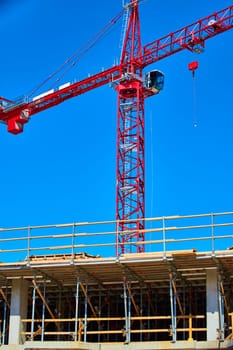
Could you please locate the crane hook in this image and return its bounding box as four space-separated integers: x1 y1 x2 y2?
188 61 199 127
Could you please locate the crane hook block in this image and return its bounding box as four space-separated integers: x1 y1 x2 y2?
188 61 199 72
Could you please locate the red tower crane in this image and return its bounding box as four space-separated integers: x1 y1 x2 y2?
0 2 232 255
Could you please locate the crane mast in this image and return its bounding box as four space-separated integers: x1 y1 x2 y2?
0 3 232 256
115 0 145 254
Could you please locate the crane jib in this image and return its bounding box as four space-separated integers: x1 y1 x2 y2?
0 4 232 134
142 5 233 66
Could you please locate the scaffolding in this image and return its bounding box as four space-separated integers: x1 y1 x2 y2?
1 212 233 347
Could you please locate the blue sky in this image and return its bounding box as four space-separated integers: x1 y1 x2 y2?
0 0 232 230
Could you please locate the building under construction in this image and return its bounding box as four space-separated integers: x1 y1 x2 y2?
0 212 233 350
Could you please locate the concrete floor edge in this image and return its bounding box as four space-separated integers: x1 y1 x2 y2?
1 340 233 350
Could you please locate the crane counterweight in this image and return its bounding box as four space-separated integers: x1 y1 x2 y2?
7 111 29 135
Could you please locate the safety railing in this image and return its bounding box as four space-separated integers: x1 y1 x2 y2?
20 314 206 342
0 211 233 262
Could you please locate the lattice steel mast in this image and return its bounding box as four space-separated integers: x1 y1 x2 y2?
115 0 146 254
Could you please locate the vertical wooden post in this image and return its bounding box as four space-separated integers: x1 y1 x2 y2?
188 314 193 341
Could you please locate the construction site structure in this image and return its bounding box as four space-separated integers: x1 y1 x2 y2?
1 3 233 350
0 3 232 255
0 211 233 350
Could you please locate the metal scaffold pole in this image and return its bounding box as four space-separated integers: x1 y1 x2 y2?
31 276 37 341
1 284 8 345
74 278 80 342
41 280 46 341
84 283 88 342
169 272 177 343
217 274 225 341
98 289 102 343
123 277 130 343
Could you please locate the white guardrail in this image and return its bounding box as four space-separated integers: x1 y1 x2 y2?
0 211 233 262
